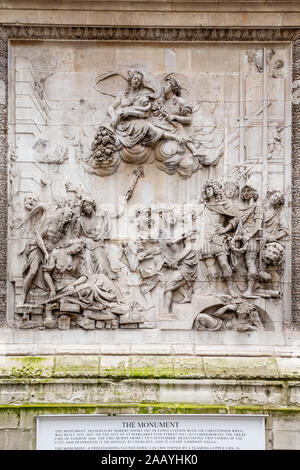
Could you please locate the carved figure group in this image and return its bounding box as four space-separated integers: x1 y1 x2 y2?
195 179 288 301
88 70 222 178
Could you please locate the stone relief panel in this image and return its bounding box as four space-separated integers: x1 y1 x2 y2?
7 41 291 341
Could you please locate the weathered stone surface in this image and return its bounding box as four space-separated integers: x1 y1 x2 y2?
100 356 130 377
0 356 54 378
203 357 279 379
54 355 99 377
130 356 174 378
173 356 205 378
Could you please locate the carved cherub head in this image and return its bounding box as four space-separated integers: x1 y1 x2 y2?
127 70 144 92
223 181 240 200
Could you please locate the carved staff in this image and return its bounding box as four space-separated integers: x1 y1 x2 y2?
125 165 145 201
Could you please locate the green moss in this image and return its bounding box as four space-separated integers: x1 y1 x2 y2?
0 356 54 378
0 355 300 380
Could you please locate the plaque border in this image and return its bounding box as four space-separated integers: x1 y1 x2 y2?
0 25 299 326
36 413 266 450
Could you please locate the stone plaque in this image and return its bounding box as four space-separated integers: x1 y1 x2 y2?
36 414 265 450
6 41 291 344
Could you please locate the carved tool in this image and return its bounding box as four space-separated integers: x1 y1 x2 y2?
125 165 145 201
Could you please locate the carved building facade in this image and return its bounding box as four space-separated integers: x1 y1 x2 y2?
0 0 300 450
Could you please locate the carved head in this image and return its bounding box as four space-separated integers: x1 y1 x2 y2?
127 70 144 91
24 193 38 211
240 185 258 202
266 189 284 208
223 181 240 200
67 239 85 255
59 207 74 232
163 77 182 97
80 198 96 216
202 180 223 202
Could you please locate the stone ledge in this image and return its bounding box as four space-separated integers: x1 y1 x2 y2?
0 355 299 379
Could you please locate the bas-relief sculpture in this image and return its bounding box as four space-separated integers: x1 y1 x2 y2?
7 43 291 335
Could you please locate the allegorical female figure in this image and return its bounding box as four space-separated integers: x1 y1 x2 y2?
73 198 116 280
107 70 183 149
152 76 201 159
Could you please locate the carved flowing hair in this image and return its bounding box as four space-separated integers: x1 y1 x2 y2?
80 198 96 215
164 76 182 97
202 180 223 202
126 70 144 95
240 185 259 202
266 189 285 206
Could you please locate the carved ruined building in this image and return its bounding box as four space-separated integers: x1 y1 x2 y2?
0 0 300 450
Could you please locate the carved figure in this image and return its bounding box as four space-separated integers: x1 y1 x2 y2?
108 70 183 150
230 184 263 299
161 232 198 314
197 180 238 297
256 190 288 296
152 76 202 176
43 239 87 298
73 198 116 279
268 123 284 156
22 206 74 303
194 301 263 332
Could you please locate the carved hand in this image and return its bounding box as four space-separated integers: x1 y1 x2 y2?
166 114 175 123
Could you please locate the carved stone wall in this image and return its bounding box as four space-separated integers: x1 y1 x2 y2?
0 30 294 336
1 23 300 450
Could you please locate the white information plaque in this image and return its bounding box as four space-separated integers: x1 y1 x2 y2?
36 414 265 450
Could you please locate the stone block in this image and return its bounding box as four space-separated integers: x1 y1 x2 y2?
83 310 116 321
173 356 205 378
59 302 80 313
119 313 144 324
158 380 215 405
54 355 100 377
273 429 300 450
0 430 6 450
130 356 174 378
15 304 44 315
4 429 33 450
95 320 105 329
120 324 138 329
57 315 70 330
0 356 54 378
0 409 20 429
203 357 279 379
100 355 130 377
138 322 156 329
76 317 95 330
277 358 300 379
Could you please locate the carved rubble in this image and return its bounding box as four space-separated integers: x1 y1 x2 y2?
6 41 291 334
